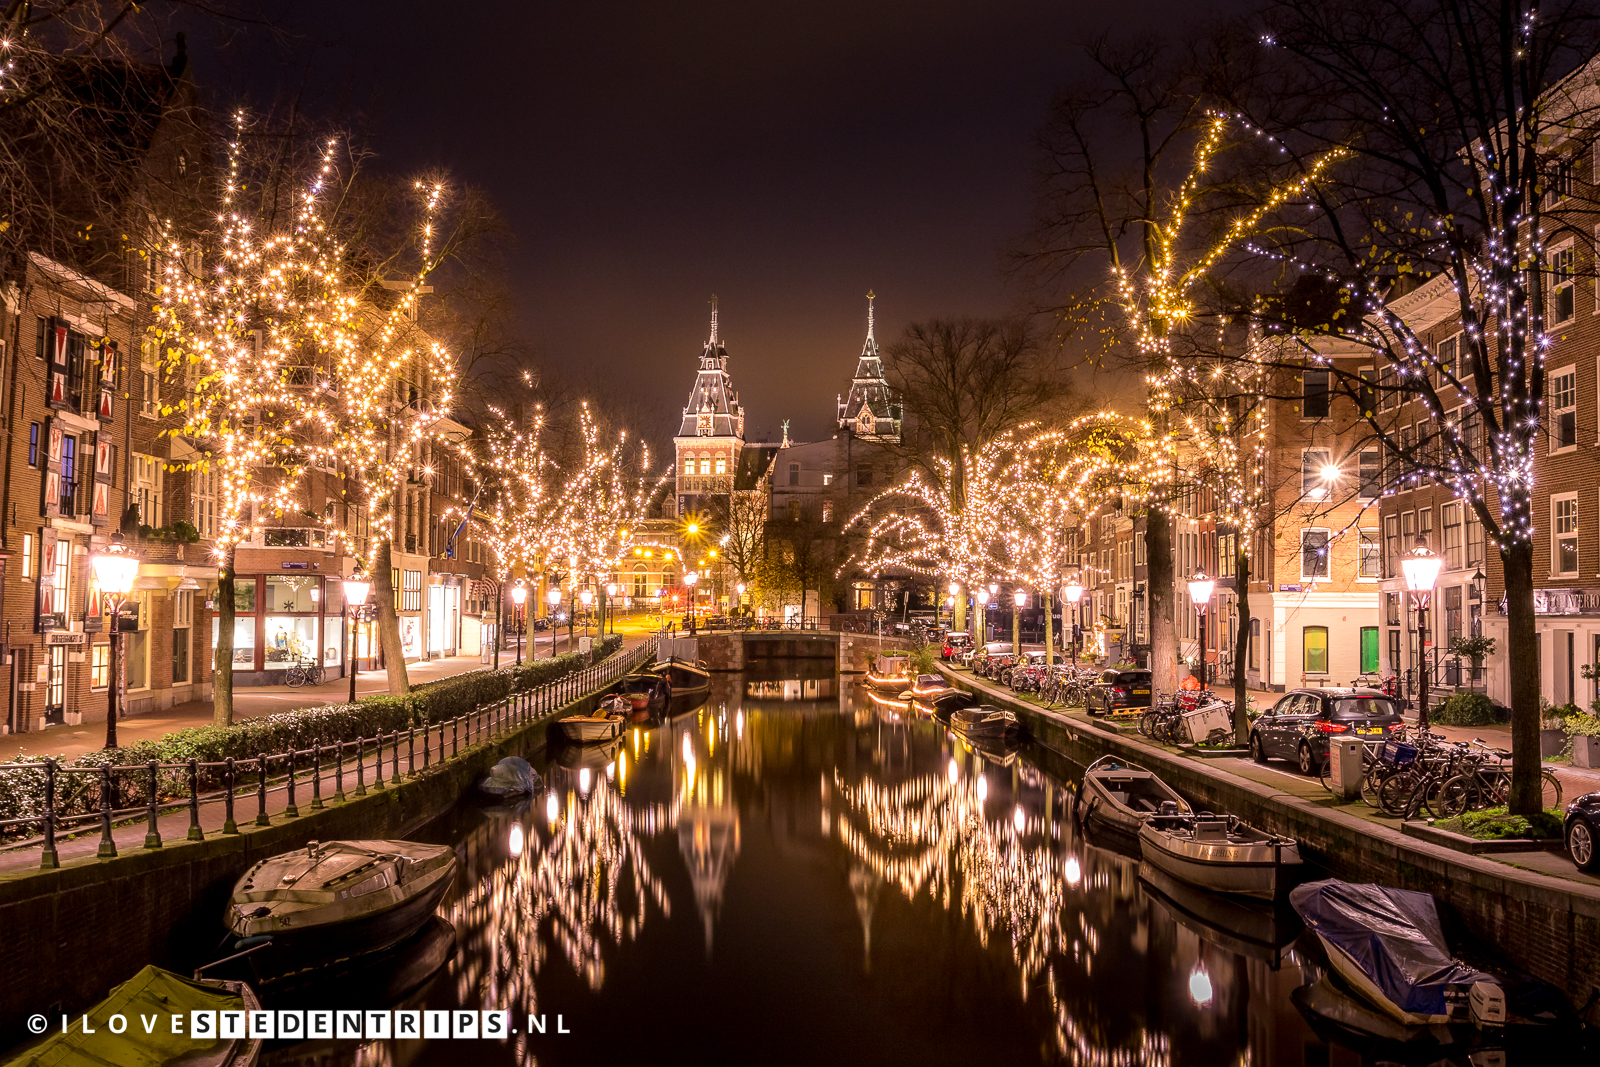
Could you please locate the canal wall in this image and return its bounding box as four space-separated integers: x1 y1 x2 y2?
0 687 607 1036
940 666 1600 1023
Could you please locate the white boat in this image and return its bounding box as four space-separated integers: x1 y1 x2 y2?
225 840 456 979
558 711 626 742
1076 755 1189 837
949 704 1018 738
1138 811 1301 900
864 653 913 692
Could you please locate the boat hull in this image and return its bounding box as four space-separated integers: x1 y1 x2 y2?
558 716 624 742
1315 932 1456 1026
863 671 912 692
1138 822 1301 900
657 657 710 695
1076 758 1188 838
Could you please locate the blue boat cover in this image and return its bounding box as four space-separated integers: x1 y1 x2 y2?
1289 879 1488 1019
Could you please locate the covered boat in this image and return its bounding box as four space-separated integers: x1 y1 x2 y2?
1138 809 1301 900
904 674 951 699
3 966 261 1067
1075 756 1189 837
655 637 711 695
225 839 456 979
950 704 1019 739
479 756 539 797
864 653 913 692
620 667 669 709
558 710 626 742
915 688 978 721
1290 880 1507 1026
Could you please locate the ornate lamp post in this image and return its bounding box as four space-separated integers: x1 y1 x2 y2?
1187 572 1216 693
341 565 372 705
1012 588 1028 656
579 588 594 643
89 534 141 750
546 587 562 657
511 581 527 665
1062 575 1085 668
1401 541 1444 729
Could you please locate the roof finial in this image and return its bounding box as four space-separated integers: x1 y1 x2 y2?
866 290 875 344
709 294 719 345
781 419 791 448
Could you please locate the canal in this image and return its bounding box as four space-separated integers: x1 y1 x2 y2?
242 659 1521 1065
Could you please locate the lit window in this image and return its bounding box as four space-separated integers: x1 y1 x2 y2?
698 459 710 475
1302 450 1332 501
1553 494 1579 575
20 533 31 578
1549 367 1577 450
1304 626 1329 674
91 644 110 689
715 457 726 475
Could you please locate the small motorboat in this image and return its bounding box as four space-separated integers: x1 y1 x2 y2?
864 654 914 692
1076 756 1190 838
621 668 668 709
1290 880 1571 1028
950 704 1019 739
656 636 711 695
1138 806 1302 900
915 688 978 721
904 674 951 699
3 965 262 1067
558 710 626 742
225 839 456 979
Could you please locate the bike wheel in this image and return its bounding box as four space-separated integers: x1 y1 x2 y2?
1541 769 1563 810
1378 772 1415 816
311 665 326 685
285 668 304 688
1318 754 1335 793
1436 775 1477 818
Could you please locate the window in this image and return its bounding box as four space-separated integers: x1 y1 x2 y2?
1547 155 1575 205
1360 627 1379 675
1551 244 1576 324
788 463 799 486
1549 366 1577 450
403 569 423 612
1358 449 1380 499
1302 449 1332 501
857 467 873 487
28 423 38 466
20 533 31 578
91 644 110 690
1436 335 1456 385
1445 586 1463 652
59 435 75 515
1553 493 1579 575
194 467 217 539
632 563 646 599
1443 502 1464 570
1466 504 1484 568
698 459 709 475
1359 529 1380 578
821 500 834 523
139 340 159 417
682 459 692 476
1248 618 1260 670
1384 516 1400 578
1388 628 1402 675
715 456 727 475
172 591 193 683
822 473 833 486
1386 592 1400 627
1301 528 1330 580
1304 626 1329 674
1419 507 1433 549
133 454 163 526
1302 366 1330 419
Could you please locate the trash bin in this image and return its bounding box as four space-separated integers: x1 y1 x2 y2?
1333 738 1366 799
1182 703 1233 745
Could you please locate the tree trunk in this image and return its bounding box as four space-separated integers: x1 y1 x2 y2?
1146 505 1177 693
1044 591 1054 666
1501 537 1541 814
1012 606 1020 657
1232 544 1251 744
953 585 967 633
372 539 410 694
214 543 236 727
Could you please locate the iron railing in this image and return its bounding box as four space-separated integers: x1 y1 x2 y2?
0 637 658 869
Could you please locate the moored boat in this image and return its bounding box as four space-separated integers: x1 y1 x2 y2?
864 653 913 692
904 674 951 699
950 704 1019 739
1075 755 1190 837
916 688 978 721
656 636 711 695
558 710 626 742
225 840 456 980
3 965 262 1067
1138 809 1301 900
621 667 668 709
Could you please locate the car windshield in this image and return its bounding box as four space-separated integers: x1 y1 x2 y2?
1331 697 1399 719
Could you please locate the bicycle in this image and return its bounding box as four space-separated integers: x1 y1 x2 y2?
284 658 326 688
1435 738 1563 817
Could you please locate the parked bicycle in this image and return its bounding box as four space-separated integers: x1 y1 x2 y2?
284 658 326 688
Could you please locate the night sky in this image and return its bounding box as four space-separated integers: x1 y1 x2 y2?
190 1 1223 443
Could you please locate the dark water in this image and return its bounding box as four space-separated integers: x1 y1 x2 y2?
254 661 1568 1067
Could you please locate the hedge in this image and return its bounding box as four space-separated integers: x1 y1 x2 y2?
0 633 630 836
1433 691 1497 727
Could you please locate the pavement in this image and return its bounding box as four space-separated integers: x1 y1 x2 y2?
0 626 642 763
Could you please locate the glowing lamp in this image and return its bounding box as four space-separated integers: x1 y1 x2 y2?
547 588 562 607
1062 578 1084 604
1013 589 1028 608
606 583 618 597
510 583 527 606
309 586 320 604
987 582 999 596
1187 572 1215 606
684 571 699 587
89 535 141 596
579 589 593 606
1401 541 1443 593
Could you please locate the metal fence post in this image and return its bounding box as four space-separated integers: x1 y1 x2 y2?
423 722 431 769
407 728 416 777
40 760 59 869
187 759 203 841
355 738 368 796
311 745 324 810
391 731 401 785
256 754 270 826
285 749 299 818
334 743 347 803
223 758 239 834
143 761 162 849
97 763 117 859
452 718 459 758
372 735 387 792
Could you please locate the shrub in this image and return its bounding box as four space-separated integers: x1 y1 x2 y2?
1451 806 1563 840
1433 691 1496 727
907 644 938 674
1561 711 1600 760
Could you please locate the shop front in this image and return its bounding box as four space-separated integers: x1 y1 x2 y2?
217 572 348 687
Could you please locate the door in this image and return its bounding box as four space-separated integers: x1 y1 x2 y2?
1270 693 1312 757
45 646 66 725
1360 627 1379 676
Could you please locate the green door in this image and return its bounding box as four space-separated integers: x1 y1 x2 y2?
1360 627 1379 675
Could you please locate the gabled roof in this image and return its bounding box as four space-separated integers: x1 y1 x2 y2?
676 301 746 440
837 293 901 442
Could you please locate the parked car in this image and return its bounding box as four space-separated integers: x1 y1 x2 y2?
970 641 1014 676
1248 687 1403 775
942 631 973 661
1565 792 1599 872
1085 668 1153 715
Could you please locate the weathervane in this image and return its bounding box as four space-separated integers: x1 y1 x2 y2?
781 419 791 447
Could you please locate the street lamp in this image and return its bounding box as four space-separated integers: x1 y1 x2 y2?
1187 572 1216 693
606 582 618 634
1401 540 1444 730
511 581 527 665
546 587 562 658
580 588 594 642
948 580 960 630
684 571 699 630
89 534 141 750
1062 575 1085 667
341 565 372 705
1012 588 1028 656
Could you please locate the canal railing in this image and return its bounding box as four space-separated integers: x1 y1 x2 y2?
0 636 658 869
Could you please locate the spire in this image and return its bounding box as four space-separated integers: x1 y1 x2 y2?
709 294 719 346
866 290 875 346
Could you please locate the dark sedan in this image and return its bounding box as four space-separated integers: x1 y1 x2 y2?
1248 687 1403 775
1085 669 1153 716
1566 792 1599 872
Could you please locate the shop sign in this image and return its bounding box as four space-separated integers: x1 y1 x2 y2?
44 632 85 646
281 562 311 570
1279 584 1301 593
1498 587 1600 615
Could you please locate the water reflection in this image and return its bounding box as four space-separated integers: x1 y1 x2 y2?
263 661 1547 1066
